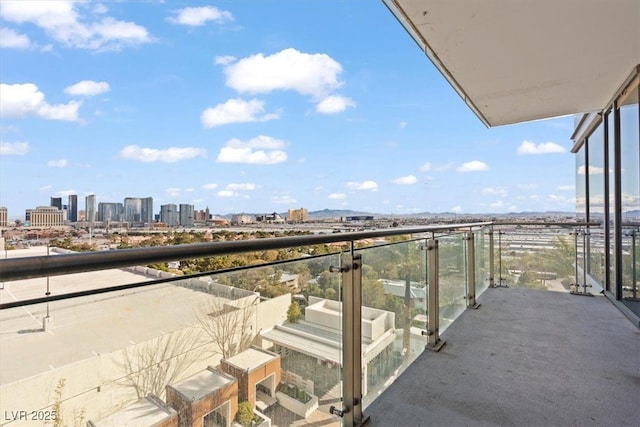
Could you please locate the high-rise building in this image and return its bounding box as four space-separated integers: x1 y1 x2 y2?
179 204 194 227
50 197 62 211
98 203 123 223
0 207 7 228
160 204 178 226
68 195 78 222
85 195 97 227
141 197 153 224
124 197 153 225
288 208 308 223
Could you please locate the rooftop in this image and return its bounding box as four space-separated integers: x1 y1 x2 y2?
223 347 278 372
168 367 235 401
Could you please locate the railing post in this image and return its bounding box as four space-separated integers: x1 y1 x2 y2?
489 229 495 287
426 239 445 352
330 253 368 426
465 232 480 309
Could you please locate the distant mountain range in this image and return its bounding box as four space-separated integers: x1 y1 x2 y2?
215 209 579 220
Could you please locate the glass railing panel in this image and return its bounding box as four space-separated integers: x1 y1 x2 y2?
475 227 490 297
437 233 467 333
621 228 639 309
0 254 344 427
494 227 577 292
354 239 427 411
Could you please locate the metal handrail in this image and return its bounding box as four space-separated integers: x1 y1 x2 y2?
0 222 492 282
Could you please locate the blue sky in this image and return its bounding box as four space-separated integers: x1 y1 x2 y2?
0 1 577 219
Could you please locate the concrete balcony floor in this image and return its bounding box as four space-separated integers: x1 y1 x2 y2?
366 288 640 426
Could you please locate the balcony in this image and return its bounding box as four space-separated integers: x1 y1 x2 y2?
0 222 638 426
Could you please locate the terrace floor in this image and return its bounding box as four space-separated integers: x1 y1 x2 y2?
365 287 640 426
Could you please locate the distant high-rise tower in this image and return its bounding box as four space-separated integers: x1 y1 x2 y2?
68 195 78 222
160 204 178 226
179 204 194 227
85 194 97 226
50 197 62 210
98 202 123 222
124 197 153 225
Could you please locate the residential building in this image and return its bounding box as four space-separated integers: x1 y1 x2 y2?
160 204 178 227
179 204 194 227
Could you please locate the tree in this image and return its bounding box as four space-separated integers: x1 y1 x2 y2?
197 295 258 359
237 401 254 427
118 328 205 399
287 301 302 323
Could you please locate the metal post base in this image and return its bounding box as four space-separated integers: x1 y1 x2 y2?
468 303 481 309
570 291 594 297
356 414 371 426
425 340 446 352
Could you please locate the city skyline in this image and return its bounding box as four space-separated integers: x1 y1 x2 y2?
0 1 577 219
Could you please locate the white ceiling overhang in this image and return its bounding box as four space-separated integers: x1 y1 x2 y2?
383 0 640 127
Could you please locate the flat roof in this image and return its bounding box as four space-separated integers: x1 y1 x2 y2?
224 347 278 371
169 368 234 401
384 0 639 126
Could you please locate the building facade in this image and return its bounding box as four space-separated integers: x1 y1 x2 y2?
287 208 308 223
85 194 97 227
0 207 7 228
26 207 64 227
571 66 639 318
98 202 124 223
50 197 62 211
124 197 153 225
160 204 178 227
68 195 78 222
179 204 194 227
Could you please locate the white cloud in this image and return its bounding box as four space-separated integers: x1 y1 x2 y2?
168 6 233 26
0 83 81 121
202 183 218 190
328 193 347 199
56 189 76 197
399 121 407 129
64 80 110 97
221 48 344 98
0 28 31 49
39 185 53 191
47 159 68 167
272 194 297 205
165 187 181 197
215 55 236 65
517 140 566 155
451 206 463 213
0 0 152 51
217 190 236 198
119 145 206 163
227 183 256 191
420 162 432 172
457 160 489 172
0 141 30 155
201 98 279 128
557 185 575 191
216 135 287 165
392 175 417 185
316 95 355 114
347 181 378 191
482 187 507 197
